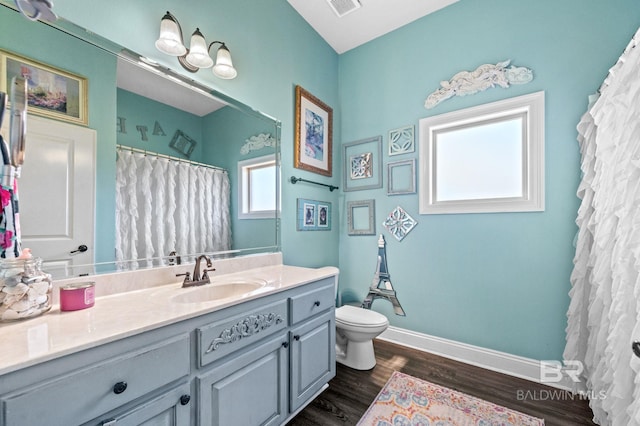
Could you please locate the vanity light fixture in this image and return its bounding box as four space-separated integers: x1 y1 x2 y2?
155 11 237 79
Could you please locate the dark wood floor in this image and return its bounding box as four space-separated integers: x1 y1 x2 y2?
289 339 596 426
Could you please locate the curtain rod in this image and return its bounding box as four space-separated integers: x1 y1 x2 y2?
116 144 227 172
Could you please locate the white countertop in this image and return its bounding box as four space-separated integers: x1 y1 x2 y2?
0 263 338 376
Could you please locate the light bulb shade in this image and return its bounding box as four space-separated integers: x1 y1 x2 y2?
212 45 237 79
185 28 214 68
155 12 187 56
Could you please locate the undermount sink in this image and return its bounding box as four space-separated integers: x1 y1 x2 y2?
171 279 269 304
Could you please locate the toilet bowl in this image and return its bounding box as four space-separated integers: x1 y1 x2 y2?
335 305 389 370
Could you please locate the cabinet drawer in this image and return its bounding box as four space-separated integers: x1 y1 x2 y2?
289 279 334 325
2 335 189 426
197 299 288 367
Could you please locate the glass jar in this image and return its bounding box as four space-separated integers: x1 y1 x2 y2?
0 257 52 321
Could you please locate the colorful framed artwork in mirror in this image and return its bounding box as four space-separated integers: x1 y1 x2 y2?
0 49 88 126
294 85 333 177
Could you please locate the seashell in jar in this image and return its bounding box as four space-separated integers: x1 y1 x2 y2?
2 283 29 296
1 307 20 321
8 298 31 312
29 280 50 296
0 275 22 288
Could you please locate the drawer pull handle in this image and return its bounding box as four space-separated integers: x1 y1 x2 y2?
314 301 321 307
294 335 301 341
282 341 289 348
180 394 191 405
113 381 128 395
633 341 640 358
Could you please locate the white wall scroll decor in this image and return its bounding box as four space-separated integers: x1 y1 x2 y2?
240 133 276 155
388 125 415 156
343 136 383 192
387 159 416 196
424 60 533 109
383 206 417 241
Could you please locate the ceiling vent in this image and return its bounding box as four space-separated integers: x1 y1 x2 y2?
326 0 361 18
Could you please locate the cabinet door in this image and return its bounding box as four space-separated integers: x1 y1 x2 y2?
198 333 288 426
290 312 336 412
89 383 191 426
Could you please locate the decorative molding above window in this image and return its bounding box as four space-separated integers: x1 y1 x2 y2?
424 60 533 109
419 91 545 215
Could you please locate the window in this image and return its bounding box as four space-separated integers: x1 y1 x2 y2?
238 154 277 219
419 91 544 214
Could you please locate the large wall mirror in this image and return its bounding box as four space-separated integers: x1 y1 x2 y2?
0 3 281 278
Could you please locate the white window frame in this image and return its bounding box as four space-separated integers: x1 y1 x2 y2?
238 154 277 219
419 91 545 215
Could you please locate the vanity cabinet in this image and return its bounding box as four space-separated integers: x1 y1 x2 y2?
0 275 336 426
1 335 190 426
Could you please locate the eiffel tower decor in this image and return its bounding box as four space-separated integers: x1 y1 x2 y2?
361 234 406 316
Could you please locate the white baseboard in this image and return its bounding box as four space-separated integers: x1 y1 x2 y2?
378 326 575 391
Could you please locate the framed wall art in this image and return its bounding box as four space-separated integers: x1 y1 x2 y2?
297 198 332 231
387 159 417 195
347 199 376 235
343 136 383 192
294 85 333 176
169 129 197 158
388 125 415 156
0 49 88 126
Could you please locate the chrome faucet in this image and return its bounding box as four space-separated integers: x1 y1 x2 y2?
176 255 216 287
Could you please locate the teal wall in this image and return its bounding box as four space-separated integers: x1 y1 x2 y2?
5 0 640 362
55 0 342 269
0 6 117 263
337 0 640 360
202 106 277 250
118 89 277 250
117 88 204 160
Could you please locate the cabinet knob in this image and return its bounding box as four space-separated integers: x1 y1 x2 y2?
282 341 289 348
293 335 301 341
112 381 128 395
180 394 191 405
314 301 321 307
633 341 640 358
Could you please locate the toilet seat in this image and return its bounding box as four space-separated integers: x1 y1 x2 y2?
336 305 389 328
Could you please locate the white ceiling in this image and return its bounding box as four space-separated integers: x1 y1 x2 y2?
117 58 227 117
287 0 459 54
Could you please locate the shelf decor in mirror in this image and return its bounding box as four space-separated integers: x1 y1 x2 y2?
1 49 87 125
294 85 333 177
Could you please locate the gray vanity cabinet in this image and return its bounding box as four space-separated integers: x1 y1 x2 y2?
0 276 336 426
88 383 191 426
288 281 336 413
197 333 289 426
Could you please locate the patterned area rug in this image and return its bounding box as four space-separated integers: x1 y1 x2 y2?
357 371 544 426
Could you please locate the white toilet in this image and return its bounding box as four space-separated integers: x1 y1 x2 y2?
335 305 389 370
333 272 389 370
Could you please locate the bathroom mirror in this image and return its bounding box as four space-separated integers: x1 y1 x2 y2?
0 3 281 278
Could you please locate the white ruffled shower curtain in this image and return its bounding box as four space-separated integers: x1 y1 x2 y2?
565 28 640 426
115 149 231 265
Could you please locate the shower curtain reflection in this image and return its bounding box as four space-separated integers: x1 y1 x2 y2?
115 147 231 267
